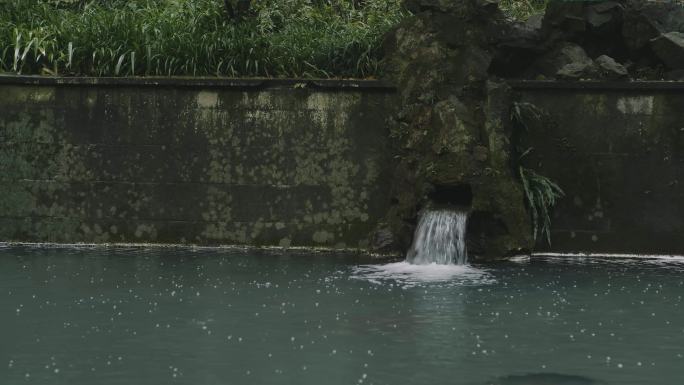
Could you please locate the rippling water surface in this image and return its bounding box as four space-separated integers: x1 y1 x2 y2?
2 246 684 385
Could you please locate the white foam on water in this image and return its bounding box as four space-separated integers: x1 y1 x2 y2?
351 261 495 287
508 255 531 263
533 252 684 260
527 253 684 269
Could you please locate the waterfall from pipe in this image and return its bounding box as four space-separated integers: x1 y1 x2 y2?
406 209 468 265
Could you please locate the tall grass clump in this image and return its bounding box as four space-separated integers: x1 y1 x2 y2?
519 166 564 245
499 0 547 20
511 102 564 245
0 0 406 78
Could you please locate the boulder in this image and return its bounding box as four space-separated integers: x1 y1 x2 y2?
489 19 546 78
585 1 622 29
650 32 684 70
529 0 684 76
554 42 593 65
665 69 684 81
595 54 629 78
557 62 596 80
623 1 684 52
541 2 586 35
531 42 595 78
582 1 626 58
631 0 684 33
585 8 613 30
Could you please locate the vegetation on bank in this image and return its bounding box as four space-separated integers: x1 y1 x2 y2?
499 0 547 21
0 0 405 78
0 0 548 79
519 166 565 245
511 102 565 245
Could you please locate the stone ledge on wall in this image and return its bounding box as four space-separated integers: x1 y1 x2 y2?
0 75 396 91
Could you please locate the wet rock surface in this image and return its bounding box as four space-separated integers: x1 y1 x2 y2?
651 32 684 70
497 0 684 79
378 0 684 259
595 54 629 79
532 42 597 79
379 0 532 259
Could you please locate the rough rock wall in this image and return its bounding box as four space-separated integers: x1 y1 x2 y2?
493 0 684 80
377 0 532 259
377 0 684 259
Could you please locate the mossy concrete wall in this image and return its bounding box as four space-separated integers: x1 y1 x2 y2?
0 77 396 249
5 76 683 255
515 81 684 254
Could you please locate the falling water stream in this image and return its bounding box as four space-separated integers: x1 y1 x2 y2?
406 209 468 265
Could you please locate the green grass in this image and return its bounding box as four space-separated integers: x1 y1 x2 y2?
0 0 406 78
511 102 565 245
499 0 547 21
0 0 552 78
519 166 564 245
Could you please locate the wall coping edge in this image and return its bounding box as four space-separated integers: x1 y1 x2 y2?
509 80 684 91
0 75 397 91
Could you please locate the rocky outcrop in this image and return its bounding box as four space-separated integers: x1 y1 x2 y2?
376 0 684 259
530 42 596 79
495 0 684 79
651 32 684 70
595 54 629 78
623 0 684 52
377 0 532 259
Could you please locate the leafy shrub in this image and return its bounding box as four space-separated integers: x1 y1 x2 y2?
499 0 547 20
0 0 406 78
511 102 565 245
519 166 564 245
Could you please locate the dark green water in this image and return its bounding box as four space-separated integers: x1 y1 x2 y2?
1 246 683 385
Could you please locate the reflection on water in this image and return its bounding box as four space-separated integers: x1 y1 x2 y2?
1 246 684 385
490 372 603 385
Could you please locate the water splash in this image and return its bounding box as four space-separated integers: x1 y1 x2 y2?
351 262 495 287
407 209 468 265
351 209 484 286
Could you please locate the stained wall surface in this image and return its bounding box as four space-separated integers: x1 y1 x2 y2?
0 78 396 249
5 77 684 255
516 82 684 254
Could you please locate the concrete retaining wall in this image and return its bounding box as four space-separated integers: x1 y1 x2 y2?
515 81 684 254
4 76 684 255
0 77 396 250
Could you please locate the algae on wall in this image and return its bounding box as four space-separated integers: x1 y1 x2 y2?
515 85 684 254
0 81 396 250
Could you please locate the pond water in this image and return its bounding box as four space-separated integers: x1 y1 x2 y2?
1 245 683 385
